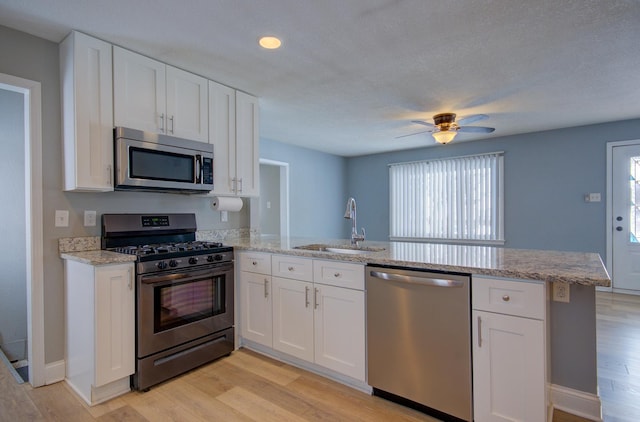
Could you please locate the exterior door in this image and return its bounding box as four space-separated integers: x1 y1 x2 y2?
612 144 640 291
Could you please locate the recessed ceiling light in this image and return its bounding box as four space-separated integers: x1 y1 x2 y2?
259 36 282 50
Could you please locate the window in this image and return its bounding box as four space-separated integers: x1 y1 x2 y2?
389 152 504 244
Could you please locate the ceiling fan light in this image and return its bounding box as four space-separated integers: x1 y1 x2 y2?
432 130 457 144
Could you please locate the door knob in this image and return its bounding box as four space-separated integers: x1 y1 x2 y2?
616 226 623 231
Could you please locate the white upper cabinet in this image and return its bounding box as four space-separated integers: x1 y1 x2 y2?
60 31 114 192
113 46 208 142
208 81 236 196
235 91 260 196
209 87 259 196
166 65 208 141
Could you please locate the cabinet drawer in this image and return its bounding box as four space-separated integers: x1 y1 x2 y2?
313 260 365 290
472 277 545 320
272 255 313 281
238 252 271 275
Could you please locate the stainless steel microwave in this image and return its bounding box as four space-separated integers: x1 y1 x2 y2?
114 127 214 194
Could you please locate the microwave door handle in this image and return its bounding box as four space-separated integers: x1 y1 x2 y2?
195 154 202 184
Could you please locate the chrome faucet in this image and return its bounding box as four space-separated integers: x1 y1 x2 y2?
344 197 366 247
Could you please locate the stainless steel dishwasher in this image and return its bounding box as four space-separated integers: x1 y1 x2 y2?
367 265 472 422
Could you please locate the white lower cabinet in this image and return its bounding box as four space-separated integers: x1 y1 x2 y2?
472 277 547 422
64 260 135 405
239 270 273 347
313 283 365 380
238 252 366 382
272 276 314 360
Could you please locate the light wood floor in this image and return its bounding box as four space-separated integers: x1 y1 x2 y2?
596 291 640 422
1 291 637 422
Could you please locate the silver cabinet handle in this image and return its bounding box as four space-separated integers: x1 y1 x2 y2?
369 271 464 288
264 278 269 298
334 272 341 278
128 268 132 290
231 177 237 193
502 295 510 302
477 316 482 348
305 286 310 308
169 115 174 134
159 113 165 132
106 164 112 187
252 261 257 266
314 287 319 309
288 266 294 272
238 178 243 193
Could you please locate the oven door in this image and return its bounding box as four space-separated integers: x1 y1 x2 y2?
137 263 234 358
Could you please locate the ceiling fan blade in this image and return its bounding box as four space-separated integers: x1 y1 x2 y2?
411 120 435 128
457 114 489 125
457 126 495 133
395 130 430 139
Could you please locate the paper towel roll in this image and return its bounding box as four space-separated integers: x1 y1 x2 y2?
211 196 243 212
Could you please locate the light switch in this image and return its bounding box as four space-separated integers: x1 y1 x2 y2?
55 210 69 227
84 210 97 227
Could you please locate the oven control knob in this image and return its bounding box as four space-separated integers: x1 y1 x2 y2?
156 261 168 270
207 255 214 262
189 257 198 265
214 254 223 261
169 259 178 268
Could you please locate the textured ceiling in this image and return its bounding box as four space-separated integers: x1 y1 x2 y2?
0 0 639 156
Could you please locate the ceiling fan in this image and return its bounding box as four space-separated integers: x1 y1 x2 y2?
399 113 495 144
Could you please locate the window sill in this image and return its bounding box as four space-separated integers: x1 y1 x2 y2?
389 237 506 247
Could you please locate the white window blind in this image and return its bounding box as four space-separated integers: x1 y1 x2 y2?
389 152 504 243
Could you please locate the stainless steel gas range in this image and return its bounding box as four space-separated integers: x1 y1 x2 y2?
102 213 234 391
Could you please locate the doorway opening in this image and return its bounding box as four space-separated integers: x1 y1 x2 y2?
258 159 289 238
606 139 640 295
0 73 44 386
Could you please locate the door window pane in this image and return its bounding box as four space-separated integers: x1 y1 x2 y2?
630 156 640 243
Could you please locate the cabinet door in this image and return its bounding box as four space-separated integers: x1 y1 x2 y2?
166 66 208 141
209 81 236 195
272 277 314 361
472 310 546 422
94 264 135 387
235 91 260 196
240 271 273 347
314 285 365 381
60 31 113 191
113 46 166 133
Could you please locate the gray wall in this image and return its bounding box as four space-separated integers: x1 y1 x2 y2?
261 138 347 238
346 119 640 393
0 88 27 361
0 25 249 365
259 164 281 235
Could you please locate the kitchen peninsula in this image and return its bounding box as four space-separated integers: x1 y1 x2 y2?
228 235 610 421
225 236 611 286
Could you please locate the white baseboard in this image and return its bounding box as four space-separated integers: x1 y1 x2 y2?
549 384 602 421
45 360 65 385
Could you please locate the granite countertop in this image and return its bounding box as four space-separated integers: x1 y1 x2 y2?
57 235 611 286
59 236 137 266
226 236 611 287
60 250 137 266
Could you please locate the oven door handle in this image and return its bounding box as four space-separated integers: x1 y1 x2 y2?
141 266 231 285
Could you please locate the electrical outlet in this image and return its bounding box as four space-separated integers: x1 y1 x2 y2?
553 281 570 303
55 210 69 227
220 211 228 222
84 210 97 227
584 193 601 202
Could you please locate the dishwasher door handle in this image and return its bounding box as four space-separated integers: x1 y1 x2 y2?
369 270 465 288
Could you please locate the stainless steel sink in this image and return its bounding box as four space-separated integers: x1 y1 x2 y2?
293 243 385 255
